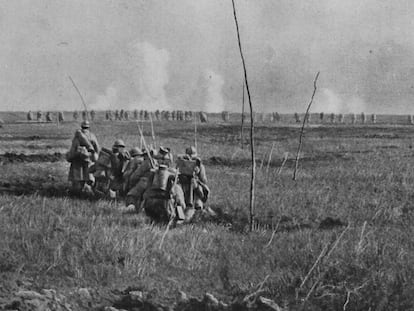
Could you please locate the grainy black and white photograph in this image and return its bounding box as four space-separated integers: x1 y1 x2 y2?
1 1 414 310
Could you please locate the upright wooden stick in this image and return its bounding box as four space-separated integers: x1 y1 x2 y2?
241 82 245 149
232 0 256 232
293 72 320 180
194 111 198 150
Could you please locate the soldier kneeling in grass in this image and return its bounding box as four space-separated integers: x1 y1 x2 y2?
141 164 187 224
177 147 213 219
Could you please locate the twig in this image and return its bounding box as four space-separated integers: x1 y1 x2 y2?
356 221 367 255
194 110 198 151
277 152 289 175
149 112 156 147
293 72 320 180
232 0 256 232
159 217 174 250
241 82 245 149
299 243 329 290
265 142 275 176
68 76 88 116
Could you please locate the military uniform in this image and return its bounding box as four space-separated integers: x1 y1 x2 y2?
125 152 154 209
178 147 210 210
109 139 130 196
66 121 100 195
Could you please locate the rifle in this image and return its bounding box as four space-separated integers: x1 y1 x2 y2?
136 122 156 169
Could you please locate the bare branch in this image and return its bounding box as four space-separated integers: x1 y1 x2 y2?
293 72 320 180
232 0 256 232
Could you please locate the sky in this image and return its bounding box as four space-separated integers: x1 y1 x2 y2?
1 0 414 113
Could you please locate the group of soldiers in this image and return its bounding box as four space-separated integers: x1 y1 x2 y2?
104 109 203 122
66 120 210 224
27 111 65 122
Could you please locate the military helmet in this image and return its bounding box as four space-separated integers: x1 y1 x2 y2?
130 147 142 157
185 146 197 156
113 139 125 148
158 146 169 155
81 120 90 129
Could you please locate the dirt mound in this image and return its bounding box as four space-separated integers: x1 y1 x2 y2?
0 152 64 163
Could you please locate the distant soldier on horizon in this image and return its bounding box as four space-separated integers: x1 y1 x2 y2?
124 110 129 121
371 113 377 124
27 111 33 121
199 111 208 123
409 115 414 125
351 113 356 124
155 110 160 121
320 112 324 122
36 111 42 121
134 109 139 120
294 112 301 123
115 110 120 121
90 110 96 121
338 113 344 123
58 111 65 122
330 113 335 123
361 112 366 124
73 111 79 121
81 110 87 121
171 110 176 121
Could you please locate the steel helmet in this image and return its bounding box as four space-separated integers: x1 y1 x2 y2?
130 147 142 157
81 120 90 129
113 139 125 148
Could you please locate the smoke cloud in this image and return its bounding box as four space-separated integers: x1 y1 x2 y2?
312 88 367 114
204 70 225 113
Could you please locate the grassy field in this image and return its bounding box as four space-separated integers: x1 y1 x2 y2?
1 115 414 310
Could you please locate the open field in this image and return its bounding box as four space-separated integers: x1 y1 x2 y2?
1 115 414 310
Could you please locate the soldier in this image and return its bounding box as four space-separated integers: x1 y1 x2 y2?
73 111 79 121
125 149 156 211
338 113 344 124
330 113 335 123
165 110 171 121
351 113 356 124
81 110 88 121
371 113 377 124
124 110 129 121
171 110 176 121
58 111 65 122
273 112 280 122
115 110 120 121
139 110 144 120
320 112 324 122
119 109 124 120
144 110 149 120
37 111 43 121
45 112 52 122
409 115 414 125
361 112 366 124
177 146 210 212
294 112 301 123
199 112 208 123
155 110 160 121
222 111 229 122
90 110 96 121
109 139 130 197
66 120 99 196
142 164 187 224
27 111 33 121
91 147 113 198
123 147 144 193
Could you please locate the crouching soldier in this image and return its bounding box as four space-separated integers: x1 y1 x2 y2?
125 149 155 211
142 164 187 224
123 147 144 193
177 146 210 213
66 121 99 196
90 147 113 198
109 139 130 198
